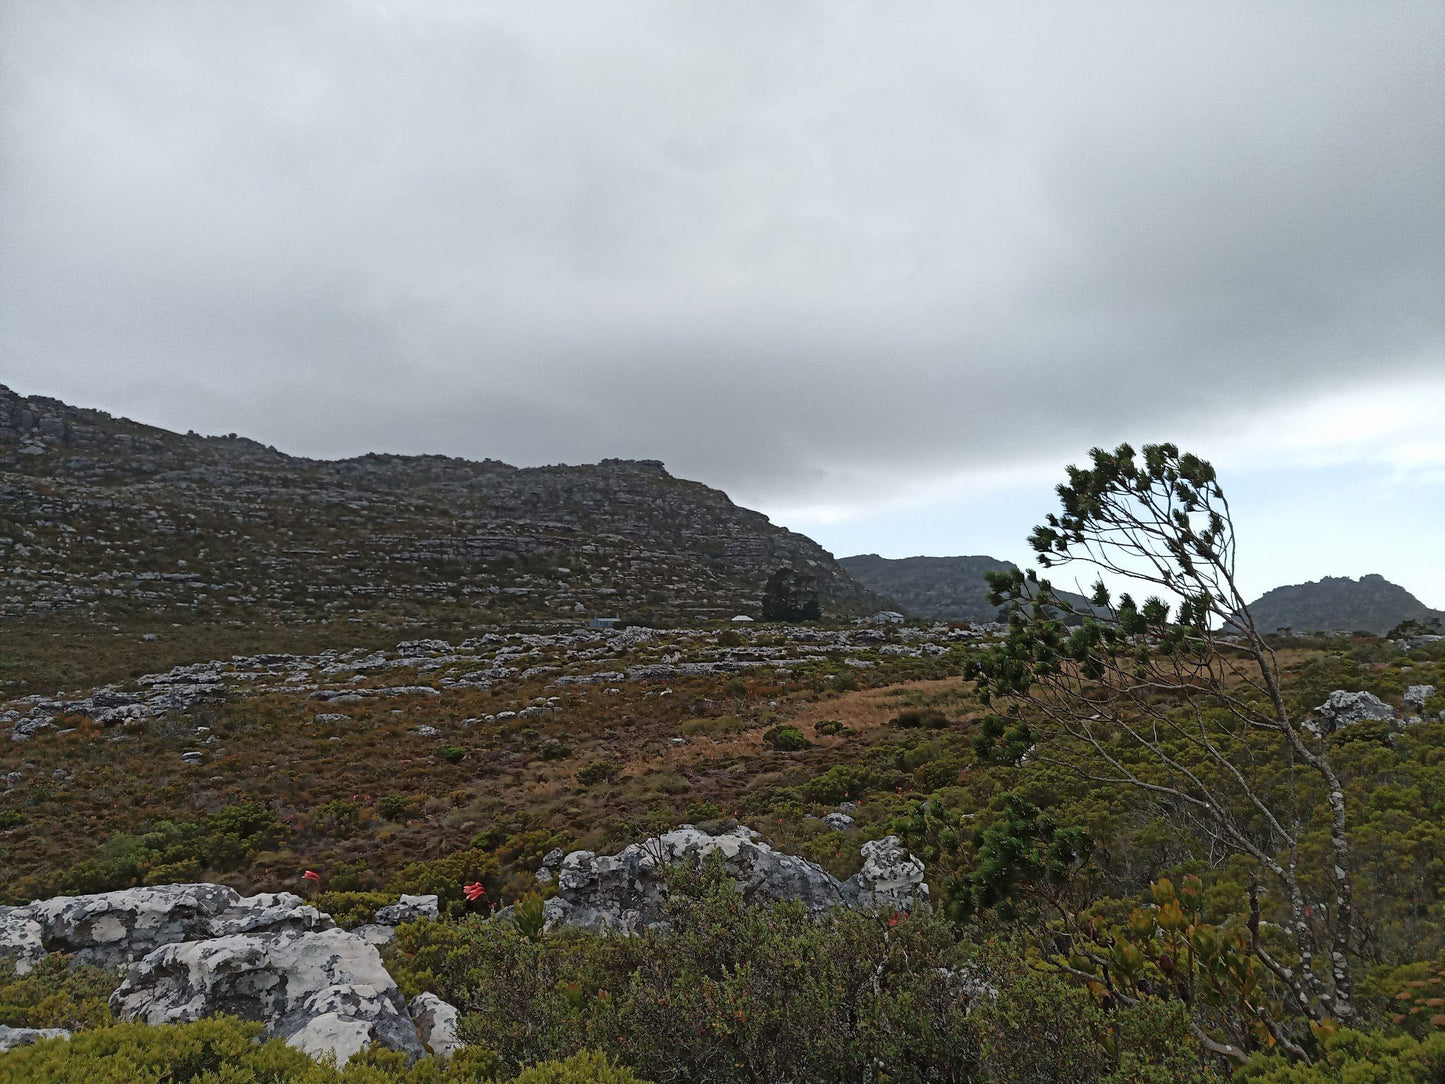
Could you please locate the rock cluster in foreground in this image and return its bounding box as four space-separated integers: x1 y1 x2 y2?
0 826 928 1064
0 883 433 1064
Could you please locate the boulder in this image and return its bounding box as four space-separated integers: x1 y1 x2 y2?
844 837 928 910
1404 685 1436 715
542 824 927 934
0 908 46 975
410 992 462 1058
111 927 424 1065
353 923 397 947
1310 690 1397 735
821 812 856 831
0 1025 70 1053
374 894 439 925
0 883 333 971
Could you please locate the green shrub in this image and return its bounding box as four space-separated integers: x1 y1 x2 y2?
762 725 809 751
974 966 1108 1083
813 719 846 736
889 708 951 729
800 765 872 805
1237 1027 1445 1083
440 746 467 764
378 794 422 822
577 761 622 786
388 849 501 917
678 714 751 738
387 864 980 1082
4 803 290 902
510 1050 649 1083
313 890 395 929
0 954 115 1031
316 799 365 837
0 1013 543 1082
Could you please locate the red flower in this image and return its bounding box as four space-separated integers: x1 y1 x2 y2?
463 882 486 902
302 870 321 886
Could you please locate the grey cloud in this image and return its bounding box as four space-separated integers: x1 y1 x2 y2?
1 1 1441 512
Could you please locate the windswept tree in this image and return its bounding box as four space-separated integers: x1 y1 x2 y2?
972 443 1355 1062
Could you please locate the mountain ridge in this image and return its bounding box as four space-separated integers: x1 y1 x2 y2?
0 384 881 693
1243 573 1445 637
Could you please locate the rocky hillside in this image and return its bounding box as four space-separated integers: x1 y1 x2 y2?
839 553 1094 623
1244 574 1445 636
0 385 877 693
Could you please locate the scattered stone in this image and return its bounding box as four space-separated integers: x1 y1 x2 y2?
409 992 462 1058
374 895 439 925
352 923 396 947
0 1025 70 1053
822 812 856 831
1404 685 1436 715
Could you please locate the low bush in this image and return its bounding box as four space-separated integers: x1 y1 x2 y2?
577 761 622 786
0 1014 631 1084
387 863 982 1082
0 954 115 1031
762 725 809 751
678 715 749 738
313 890 395 928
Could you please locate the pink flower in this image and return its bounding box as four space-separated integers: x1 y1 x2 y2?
302 869 321 886
463 882 486 902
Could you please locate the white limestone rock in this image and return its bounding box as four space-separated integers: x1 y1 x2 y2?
111 927 424 1065
374 894 439 925
0 908 46 975
0 883 334 972
0 1024 71 1053
1310 690 1396 735
543 824 928 934
410 992 462 1058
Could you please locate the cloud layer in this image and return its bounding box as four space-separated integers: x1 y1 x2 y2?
3 3 1442 543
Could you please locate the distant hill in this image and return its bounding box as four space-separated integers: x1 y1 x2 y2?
1243 574 1445 637
839 554 1095 623
0 384 879 693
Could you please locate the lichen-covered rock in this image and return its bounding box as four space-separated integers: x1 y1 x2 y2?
410 992 462 1058
0 884 330 977
374 894 439 925
0 883 333 972
1310 690 1396 735
0 907 46 975
1404 684 1437 716
845 837 928 909
110 927 424 1065
353 923 397 947
0 1024 70 1053
542 824 927 934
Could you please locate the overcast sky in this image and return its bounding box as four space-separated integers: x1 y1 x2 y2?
3 2 1442 604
